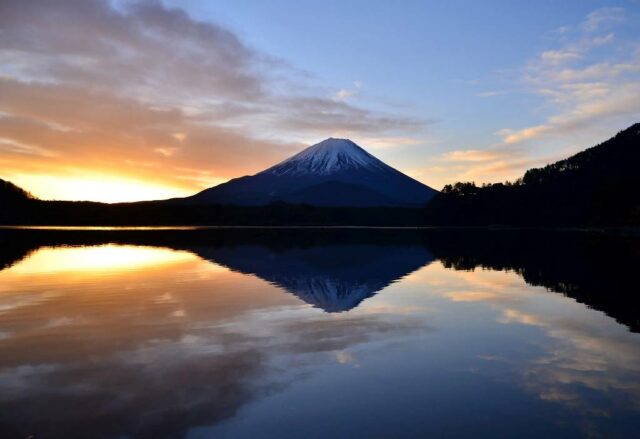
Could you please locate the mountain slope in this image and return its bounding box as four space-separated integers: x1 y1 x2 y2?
424 123 640 225
187 138 437 207
0 178 33 204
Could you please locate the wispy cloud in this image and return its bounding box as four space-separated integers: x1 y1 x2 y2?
440 150 505 162
495 7 640 149
582 7 625 32
476 90 510 98
333 81 362 102
540 49 583 66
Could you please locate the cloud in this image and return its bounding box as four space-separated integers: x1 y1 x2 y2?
548 61 640 83
352 136 423 149
440 149 505 162
495 7 640 149
497 125 550 145
0 0 427 200
411 146 544 189
592 32 615 46
497 82 640 146
425 7 638 187
582 7 625 32
333 81 362 102
540 49 583 66
277 96 423 134
335 88 357 101
476 90 509 97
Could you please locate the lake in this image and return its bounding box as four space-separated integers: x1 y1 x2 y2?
0 228 639 438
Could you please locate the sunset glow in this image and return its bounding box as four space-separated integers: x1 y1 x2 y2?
1 2 639 437
1 1 638 201
9 174 193 203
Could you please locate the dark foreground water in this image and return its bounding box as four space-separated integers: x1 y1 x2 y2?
0 228 639 439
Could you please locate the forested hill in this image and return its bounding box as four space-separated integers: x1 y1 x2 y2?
424 123 640 226
0 179 33 204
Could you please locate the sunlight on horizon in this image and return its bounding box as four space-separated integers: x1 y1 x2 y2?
10 174 196 203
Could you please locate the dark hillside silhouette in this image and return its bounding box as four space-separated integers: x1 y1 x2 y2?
0 178 33 204
424 123 640 225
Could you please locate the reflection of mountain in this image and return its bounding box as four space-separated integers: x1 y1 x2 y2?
0 229 435 313
195 245 433 312
0 228 638 327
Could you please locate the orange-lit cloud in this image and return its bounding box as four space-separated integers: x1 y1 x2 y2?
0 0 425 202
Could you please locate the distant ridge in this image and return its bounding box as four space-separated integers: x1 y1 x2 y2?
186 138 437 207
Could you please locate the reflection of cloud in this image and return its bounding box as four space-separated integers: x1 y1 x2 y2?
0 244 431 438
446 290 514 303
276 314 427 354
430 263 640 428
335 350 357 365
498 308 544 326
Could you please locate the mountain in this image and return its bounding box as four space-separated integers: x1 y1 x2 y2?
424 122 640 225
186 138 437 207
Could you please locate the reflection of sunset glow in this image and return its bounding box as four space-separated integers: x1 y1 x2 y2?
0 237 639 437
10 174 193 203
9 245 198 275
446 290 505 302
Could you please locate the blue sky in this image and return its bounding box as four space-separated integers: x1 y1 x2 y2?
175 0 640 185
1 0 639 200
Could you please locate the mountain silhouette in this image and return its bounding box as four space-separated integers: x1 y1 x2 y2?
186 138 437 207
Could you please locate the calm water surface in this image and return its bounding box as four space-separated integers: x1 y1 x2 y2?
0 229 639 438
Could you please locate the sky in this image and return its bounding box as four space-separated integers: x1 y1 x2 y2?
1 0 639 202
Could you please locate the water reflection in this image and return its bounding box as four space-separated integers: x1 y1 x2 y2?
0 228 638 438
197 244 433 312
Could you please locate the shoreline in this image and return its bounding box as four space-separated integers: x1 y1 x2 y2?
1 224 639 235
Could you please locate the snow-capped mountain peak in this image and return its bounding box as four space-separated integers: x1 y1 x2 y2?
189 137 438 207
261 138 387 176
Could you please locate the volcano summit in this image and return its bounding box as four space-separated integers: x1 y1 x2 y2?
188 138 437 207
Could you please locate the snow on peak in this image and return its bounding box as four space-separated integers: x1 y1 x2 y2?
262 138 388 176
